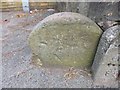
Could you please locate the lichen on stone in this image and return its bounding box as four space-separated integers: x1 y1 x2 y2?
28 12 102 69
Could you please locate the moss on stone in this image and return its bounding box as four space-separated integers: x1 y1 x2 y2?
28 12 102 68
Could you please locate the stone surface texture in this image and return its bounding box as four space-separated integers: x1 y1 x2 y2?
92 25 119 88
56 2 89 16
28 12 102 68
2 10 119 89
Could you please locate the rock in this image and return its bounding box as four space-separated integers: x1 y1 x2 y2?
43 9 56 18
88 2 120 31
67 2 89 16
56 2 67 12
56 2 89 16
88 2 119 22
47 9 55 12
28 12 102 68
97 21 118 30
92 25 120 88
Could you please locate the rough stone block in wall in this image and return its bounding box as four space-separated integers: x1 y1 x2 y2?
92 25 120 88
56 2 89 16
88 2 119 26
28 12 102 69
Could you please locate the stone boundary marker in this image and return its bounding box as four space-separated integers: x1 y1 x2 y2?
28 12 102 69
92 25 119 88
28 12 119 88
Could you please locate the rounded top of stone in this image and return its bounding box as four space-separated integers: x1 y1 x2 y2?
103 25 120 43
34 12 102 32
42 12 92 23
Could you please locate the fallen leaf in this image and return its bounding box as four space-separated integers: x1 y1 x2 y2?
64 67 78 79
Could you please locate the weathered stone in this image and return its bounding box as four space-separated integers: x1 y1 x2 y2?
88 2 119 22
88 2 119 31
56 2 66 12
92 25 120 88
42 9 56 19
28 12 102 68
56 2 89 16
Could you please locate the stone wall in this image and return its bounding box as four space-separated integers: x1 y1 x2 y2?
56 2 89 16
56 2 120 30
